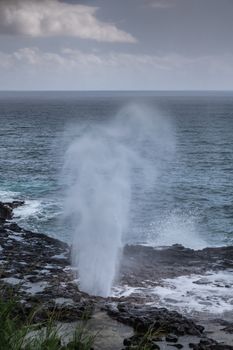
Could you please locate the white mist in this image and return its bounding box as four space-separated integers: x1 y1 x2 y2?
63 104 174 297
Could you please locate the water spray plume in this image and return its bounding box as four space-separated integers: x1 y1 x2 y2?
64 104 174 296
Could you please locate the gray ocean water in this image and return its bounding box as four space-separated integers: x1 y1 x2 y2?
0 91 233 248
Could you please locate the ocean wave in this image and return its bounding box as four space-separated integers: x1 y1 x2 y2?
140 211 207 250
151 270 233 314
13 199 42 219
13 199 62 222
0 189 21 201
113 270 233 315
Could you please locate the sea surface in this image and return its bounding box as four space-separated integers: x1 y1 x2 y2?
1 91 233 248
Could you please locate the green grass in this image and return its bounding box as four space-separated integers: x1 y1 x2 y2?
0 291 95 350
0 287 168 350
124 325 167 350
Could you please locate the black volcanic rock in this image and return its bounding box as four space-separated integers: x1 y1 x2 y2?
0 214 93 322
0 201 13 220
5 200 25 209
222 324 233 334
189 338 233 349
0 200 24 221
0 201 233 349
105 302 204 336
120 244 233 286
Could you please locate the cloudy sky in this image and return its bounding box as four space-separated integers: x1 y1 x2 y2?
0 0 233 90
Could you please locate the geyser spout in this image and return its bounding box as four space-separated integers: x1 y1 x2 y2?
63 104 174 297
64 126 131 297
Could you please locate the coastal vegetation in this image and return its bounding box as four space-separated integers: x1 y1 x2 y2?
0 289 95 350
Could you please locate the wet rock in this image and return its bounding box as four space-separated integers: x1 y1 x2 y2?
5 200 25 209
0 206 94 322
189 338 233 349
166 334 178 342
1 201 233 349
221 324 233 334
105 301 212 349
120 244 233 287
123 338 132 346
0 200 25 221
122 334 160 349
105 302 204 337
0 201 13 220
151 344 160 350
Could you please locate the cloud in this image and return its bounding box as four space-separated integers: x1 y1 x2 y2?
1 47 233 90
0 0 136 43
0 47 190 71
147 0 176 8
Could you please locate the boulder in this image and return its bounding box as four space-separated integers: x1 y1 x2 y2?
0 201 13 220
0 200 25 221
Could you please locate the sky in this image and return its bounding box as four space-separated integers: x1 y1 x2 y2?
0 0 233 90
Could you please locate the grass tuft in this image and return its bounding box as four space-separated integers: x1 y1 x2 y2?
0 289 95 350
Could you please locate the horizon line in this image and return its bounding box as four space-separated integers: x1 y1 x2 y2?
1 89 233 93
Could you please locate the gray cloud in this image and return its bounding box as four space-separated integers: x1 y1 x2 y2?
0 0 136 43
0 0 233 90
146 0 176 8
1 47 233 90
0 47 196 71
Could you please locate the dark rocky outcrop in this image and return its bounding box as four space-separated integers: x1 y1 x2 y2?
120 244 233 287
0 200 24 221
105 302 204 336
0 200 233 349
0 218 93 322
105 302 208 349
189 338 233 349
0 201 13 220
222 325 233 334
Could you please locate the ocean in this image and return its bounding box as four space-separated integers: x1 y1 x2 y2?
1 91 233 249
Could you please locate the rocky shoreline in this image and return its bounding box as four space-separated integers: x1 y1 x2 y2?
0 200 233 349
